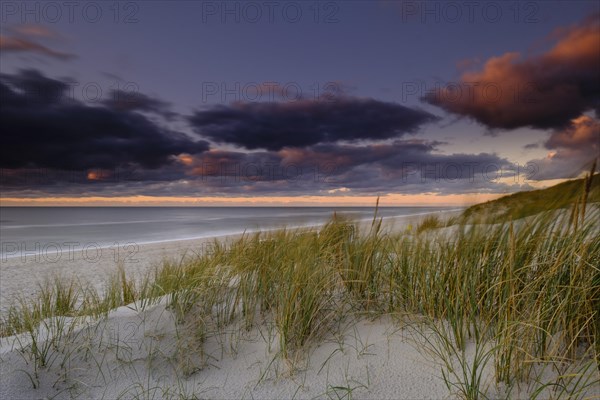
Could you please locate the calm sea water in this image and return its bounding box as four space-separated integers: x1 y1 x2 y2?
0 207 457 258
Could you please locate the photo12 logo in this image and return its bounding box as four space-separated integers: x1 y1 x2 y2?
398 1 540 24
200 1 340 24
200 81 342 103
0 166 143 186
196 162 340 183
1 78 141 105
399 80 541 105
398 162 539 183
1 1 140 24
1 241 139 264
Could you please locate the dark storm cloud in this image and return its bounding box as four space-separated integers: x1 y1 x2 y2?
423 14 600 130
1 138 521 197
0 69 208 170
102 90 177 120
1 68 67 103
278 141 516 183
174 140 518 195
0 71 524 197
188 97 439 150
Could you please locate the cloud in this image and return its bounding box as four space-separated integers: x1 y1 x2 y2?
423 13 600 130
527 115 600 180
10 24 60 38
1 68 67 103
0 69 208 171
188 97 439 150
1 135 522 197
279 141 516 186
102 90 177 120
169 140 518 195
0 35 75 60
545 114 600 150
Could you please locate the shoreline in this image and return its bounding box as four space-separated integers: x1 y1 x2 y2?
0 209 463 314
0 207 464 260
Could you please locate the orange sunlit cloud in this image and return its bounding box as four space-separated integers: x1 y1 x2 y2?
177 154 195 166
87 170 112 181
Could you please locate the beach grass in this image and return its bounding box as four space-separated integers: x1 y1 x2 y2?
415 214 443 234
1 177 599 398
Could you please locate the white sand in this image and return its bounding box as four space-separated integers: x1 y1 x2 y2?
2 209 598 399
0 301 451 399
2 301 597 399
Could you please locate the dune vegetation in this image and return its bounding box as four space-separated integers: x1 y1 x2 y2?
461 164 600 223
1 172 599 399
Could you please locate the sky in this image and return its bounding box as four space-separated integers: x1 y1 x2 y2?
0 0 598 206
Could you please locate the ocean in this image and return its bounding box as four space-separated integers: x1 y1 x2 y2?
0 206 458 259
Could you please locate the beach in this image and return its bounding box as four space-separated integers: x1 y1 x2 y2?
1 208 598 400
0 210 464 400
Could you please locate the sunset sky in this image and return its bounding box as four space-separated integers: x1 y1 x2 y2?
1 1 598 206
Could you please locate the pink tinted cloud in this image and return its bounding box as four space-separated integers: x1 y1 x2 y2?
425 14 600 130
0 35 74 60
